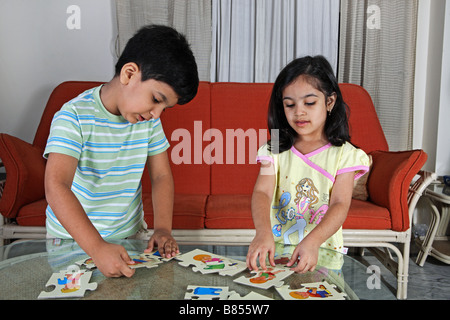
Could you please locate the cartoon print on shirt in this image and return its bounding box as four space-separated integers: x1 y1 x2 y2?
272 192 296 237
283 178 319 244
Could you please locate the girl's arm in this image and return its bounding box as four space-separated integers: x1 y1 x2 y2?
45 152 135 277
287 171 355 273
246 160 276 271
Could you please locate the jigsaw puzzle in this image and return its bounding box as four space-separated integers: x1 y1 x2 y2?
228 291 273 300
233 266 294 289
38 266 97 299
184 285 233 300
275 281 347 300
140 249 180 262
127 254 163 269
176 249 247 276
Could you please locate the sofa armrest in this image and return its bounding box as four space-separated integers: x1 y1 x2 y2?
0 134 46 219
367 149 427 232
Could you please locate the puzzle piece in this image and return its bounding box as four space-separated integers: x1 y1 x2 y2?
128 254 162 269
233 266 294 289
75 257 96 269
275 281 347 300
140 250 180 262
38 266 97 299
228 291 273 300
184 285 233 300
76 252 166 270
177 249 247 276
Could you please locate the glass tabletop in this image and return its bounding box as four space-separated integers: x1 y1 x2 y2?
426 183 450 202
0 239 395 300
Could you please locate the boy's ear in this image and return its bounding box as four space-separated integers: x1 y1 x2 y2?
119 62 140 85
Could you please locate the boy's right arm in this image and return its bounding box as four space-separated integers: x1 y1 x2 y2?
246 160 276 271
45 153 135 277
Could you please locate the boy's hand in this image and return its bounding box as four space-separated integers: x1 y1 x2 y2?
145 229 179 258
90 241 135 278
246 232 275 271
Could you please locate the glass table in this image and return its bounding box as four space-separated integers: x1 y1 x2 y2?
0 239 395 301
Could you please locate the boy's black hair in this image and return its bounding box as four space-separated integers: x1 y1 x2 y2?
267 55 350 153
115 24 199 105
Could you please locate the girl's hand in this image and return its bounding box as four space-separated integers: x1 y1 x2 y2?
246 232 276 271
90 241 135 278
286 238 319 273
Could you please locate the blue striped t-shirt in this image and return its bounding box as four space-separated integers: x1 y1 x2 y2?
44 85 169 239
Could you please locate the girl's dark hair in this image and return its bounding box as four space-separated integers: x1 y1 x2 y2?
115 25 199 105
267 55 350 153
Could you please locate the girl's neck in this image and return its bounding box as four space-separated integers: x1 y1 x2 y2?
293 136 329 155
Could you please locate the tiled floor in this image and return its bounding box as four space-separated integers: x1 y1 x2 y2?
348 242 450 300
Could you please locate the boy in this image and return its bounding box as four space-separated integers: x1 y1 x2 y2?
44 25 199 277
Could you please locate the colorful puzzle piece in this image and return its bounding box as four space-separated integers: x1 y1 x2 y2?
127 254 162 269
176 249 247 276
184 285 234 300
38 267 97 299
233 266 294 289
275 281 347 300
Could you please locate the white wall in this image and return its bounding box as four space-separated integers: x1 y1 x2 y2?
414 0 449 177
0 0 117 145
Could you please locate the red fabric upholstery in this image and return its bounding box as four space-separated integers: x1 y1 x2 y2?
205 195 254 229
343 199 391 230
0 134 46 219
340 83 389 154
142 193 207 229
367 149 428 231
209 83 272 195
0 81 427 235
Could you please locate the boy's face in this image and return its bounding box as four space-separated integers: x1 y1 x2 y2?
117 63 179 124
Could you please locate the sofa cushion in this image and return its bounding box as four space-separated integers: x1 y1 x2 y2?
16 199 47 226
343 199 391 230
205 194 255 229
0 134 46 219
142 193 207 229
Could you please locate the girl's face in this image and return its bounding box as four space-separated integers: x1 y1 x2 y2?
282 76 336 143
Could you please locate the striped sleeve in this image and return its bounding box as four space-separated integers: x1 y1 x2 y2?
44 106 82 160
147 118 169 156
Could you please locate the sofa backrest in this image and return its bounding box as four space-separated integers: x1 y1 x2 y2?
33 81 104 151
144 82 212 195
209 82 273 195
340 83 389 153
35 81 388 197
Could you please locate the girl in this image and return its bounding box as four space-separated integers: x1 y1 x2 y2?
246 56 370 273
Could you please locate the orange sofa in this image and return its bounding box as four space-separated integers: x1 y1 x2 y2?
0 81 428 299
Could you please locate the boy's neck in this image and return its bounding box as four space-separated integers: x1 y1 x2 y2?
99 78 121 116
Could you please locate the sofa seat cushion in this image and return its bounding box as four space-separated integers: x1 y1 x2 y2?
205 194 255 229
16 199 47 226
343 199 391 230
142 193 207 229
